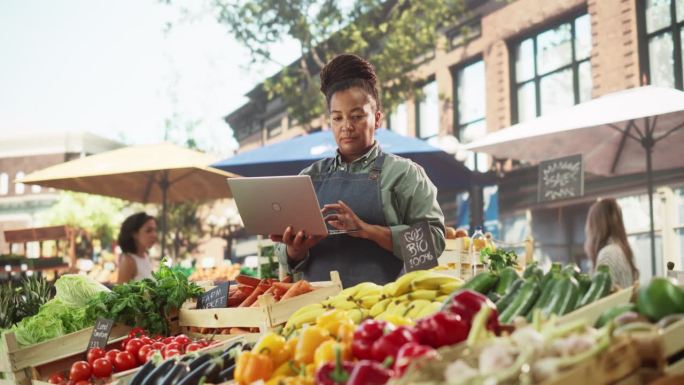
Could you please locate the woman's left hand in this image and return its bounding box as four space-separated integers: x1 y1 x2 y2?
322 200 367 238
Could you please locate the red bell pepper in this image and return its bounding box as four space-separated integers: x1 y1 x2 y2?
346 360 393 385
352 319 392 360
393 342 437 377
371 326 418 363
414 311 469 348
443 289 500 333
316 345 354 385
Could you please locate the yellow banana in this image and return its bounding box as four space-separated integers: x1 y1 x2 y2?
284 305 326 330
381 281 398 297
439 280 462 295
435 295 448 302
408 289 439 301
346 308 369 324
414 301 443 319
388 271 431 297
406 299 432 318
352 283 383 300
369 298 392 318
358 294 383 309
288 303 324 320
410 273 459 291
386 301 410 317
328 297 360 311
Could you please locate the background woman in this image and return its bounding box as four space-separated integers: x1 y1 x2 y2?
584 198 639 288
117 212 157 283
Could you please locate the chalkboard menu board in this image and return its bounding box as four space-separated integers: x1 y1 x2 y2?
538 154 584 202
197 282 230 309
400 222 438 272
87 317 114 349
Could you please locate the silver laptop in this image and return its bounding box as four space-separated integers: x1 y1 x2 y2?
227 175 353 236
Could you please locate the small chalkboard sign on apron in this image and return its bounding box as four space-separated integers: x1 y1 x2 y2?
400 221 439 272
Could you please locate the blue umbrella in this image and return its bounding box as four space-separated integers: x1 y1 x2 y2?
213 129 472 191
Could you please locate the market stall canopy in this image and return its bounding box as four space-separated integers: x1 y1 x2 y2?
463 86 684 276
463 86 684 177
213 128 473 191
18 142 235 203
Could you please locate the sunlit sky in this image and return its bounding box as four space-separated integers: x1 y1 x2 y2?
0 0 300 156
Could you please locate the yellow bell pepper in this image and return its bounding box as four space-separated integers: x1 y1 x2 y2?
313 339 352 369
336 322 355 345
272 360 297 377
254 332 289 367
315 309 354 336
294 325 331 364
234 351 274 385
265 375 286 385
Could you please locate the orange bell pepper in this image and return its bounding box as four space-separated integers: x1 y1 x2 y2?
234 351 274 385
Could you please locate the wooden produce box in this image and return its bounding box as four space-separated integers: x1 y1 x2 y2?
179 271 343 334
661 318 684 375
0 324 131 385
556 286 635 327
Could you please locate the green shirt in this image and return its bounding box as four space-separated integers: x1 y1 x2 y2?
277 142 446 273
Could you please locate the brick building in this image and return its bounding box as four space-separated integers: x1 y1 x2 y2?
225 0 684 281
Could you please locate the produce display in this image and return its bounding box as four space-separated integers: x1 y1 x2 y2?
0 276 53 329
188 264 241 283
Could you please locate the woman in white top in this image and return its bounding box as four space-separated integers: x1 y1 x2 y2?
116 212 156 283
584 198 639 288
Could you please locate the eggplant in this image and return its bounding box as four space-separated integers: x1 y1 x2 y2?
140 359 175 385
187 353 212 371
128 360 156 385
177 361 221 385
158 362 190 385
215 364 235 383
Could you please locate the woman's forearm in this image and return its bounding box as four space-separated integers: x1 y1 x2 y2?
362 224 393 252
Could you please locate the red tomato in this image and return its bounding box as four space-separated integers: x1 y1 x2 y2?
173 335 191 346
151 342 165 350
163 342 181 355
184 343 202 352
163 348 180 358
114 351 137 371
141 336 154 345
86 348 106 365
162 337 175 345
74 381 90 385
48 374 65 384
196 340 209 348
137 345 153 363
105 349 120 364
69 361 91 382
124 338 144 357
91 358 113 378
145 349 159 362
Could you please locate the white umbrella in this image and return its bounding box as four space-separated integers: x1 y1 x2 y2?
464 86 684 275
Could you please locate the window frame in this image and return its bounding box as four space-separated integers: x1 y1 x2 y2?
452 56 488 172
509 10 591 124
637 0 684 89
414 75 440 139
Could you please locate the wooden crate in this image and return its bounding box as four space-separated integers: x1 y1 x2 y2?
661 318 684 375
179 271 343 333
556 286 635 327
1 324 131 385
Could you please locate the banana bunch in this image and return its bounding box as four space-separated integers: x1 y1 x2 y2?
282 303 327 335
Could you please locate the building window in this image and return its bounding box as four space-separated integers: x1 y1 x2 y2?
416 79 440 139
388 101 408 136
266 119 282 139
454 59 488 172
0 173 8 195
15 172 25 194
512 13 592 123
31 184 42 194
641 0 684 89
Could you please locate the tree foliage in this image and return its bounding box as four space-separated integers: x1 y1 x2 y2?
210 0 468 126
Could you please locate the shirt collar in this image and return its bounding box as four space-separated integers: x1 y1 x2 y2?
334 141 380 168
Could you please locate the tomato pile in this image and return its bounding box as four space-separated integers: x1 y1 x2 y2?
47 328 215 384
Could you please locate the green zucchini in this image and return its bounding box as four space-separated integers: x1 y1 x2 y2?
561 263 580 278
595 303 636 328
574 273 592 309
578 265 612 308
523 262 542 280
495 278 524 313
487 291 501 303
499 279 541 324
528 278 558 318
461 271 499 294
541 263 562 290
494 267 520 295
542 275 580 317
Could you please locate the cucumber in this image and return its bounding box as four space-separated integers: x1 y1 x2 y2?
495 278 523 313
499 279 541 324
578 265 612 308
494 267 519 295
460 272 499 294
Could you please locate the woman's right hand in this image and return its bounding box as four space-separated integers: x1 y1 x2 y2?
269 226 324 262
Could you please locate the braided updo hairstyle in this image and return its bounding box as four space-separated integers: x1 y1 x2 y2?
319 54 381 111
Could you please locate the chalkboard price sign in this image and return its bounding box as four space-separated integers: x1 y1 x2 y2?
400 221 438 272
538 154 584 202
87 317 114 350
197 282 230 309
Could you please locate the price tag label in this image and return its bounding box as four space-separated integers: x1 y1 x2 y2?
197 282 230 309
400 221 438 272
87 317 114 350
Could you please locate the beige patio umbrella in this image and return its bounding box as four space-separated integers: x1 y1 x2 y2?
18 142 238 258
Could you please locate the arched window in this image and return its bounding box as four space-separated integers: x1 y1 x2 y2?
0 173 8 195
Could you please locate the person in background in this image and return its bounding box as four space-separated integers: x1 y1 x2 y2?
271 53 446 287
584 198 639 288
116 212 156 283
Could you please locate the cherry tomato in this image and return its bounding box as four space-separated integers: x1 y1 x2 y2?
69 361 91 382
162 337 175 345
86 348 106 365
151 342 165 350
173 335 191 346
105 349 120 364
48 374 65 384
163 342 181 355
163 348 180 358
196 340 210 348
114 351 137 371
91 358 113 378
141 336 154 345
124 338 144 357
137 345 153 364
184 343 202 352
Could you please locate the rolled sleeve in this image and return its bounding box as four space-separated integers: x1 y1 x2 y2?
276 242 310 274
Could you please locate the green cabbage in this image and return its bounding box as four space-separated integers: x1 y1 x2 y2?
54 274 109 307
12 313 65 346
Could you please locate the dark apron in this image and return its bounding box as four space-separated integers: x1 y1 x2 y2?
302 152 404 287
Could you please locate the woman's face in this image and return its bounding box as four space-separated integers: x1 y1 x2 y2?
134 218 157 252
330 87 382 162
